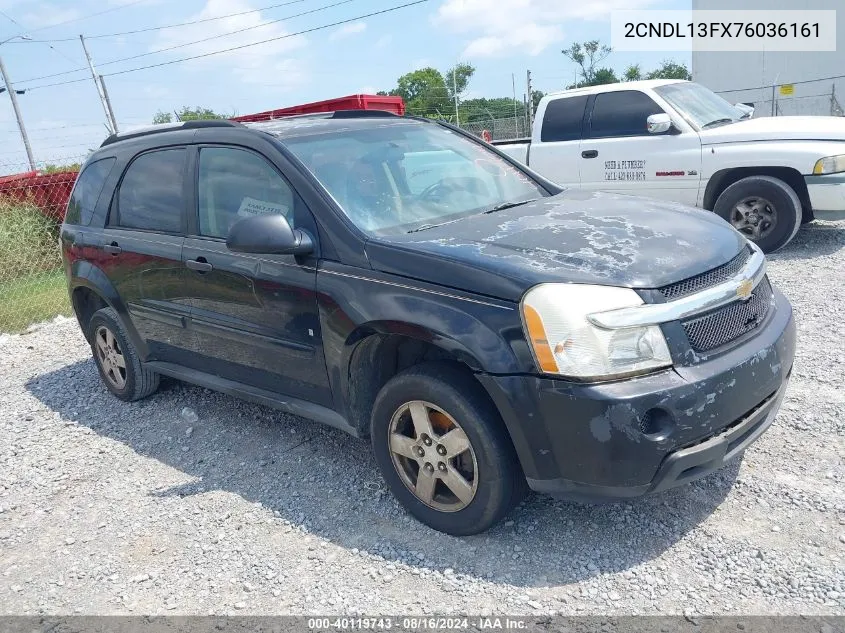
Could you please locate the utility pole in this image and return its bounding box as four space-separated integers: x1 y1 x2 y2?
0 55 35 170
526 69 534 128
99 75 119 134
452 70 460 126
79 35 118 133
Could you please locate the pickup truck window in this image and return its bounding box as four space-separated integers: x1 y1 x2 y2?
588 90 665 139
654 82 741 130
283 123 546 235
540 95 588 142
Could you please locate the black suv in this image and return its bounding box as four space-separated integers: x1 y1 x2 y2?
61 113 796 535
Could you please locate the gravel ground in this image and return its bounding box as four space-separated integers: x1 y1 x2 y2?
0 221 843 617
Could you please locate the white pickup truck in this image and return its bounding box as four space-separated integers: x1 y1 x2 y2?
494 79 845 252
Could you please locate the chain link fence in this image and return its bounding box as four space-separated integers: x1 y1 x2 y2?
459 115 531 141
715 77 844 118
0 156 85 333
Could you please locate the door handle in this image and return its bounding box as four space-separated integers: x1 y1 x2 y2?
186 257 213 273
103 242 122 255
581 150 598 159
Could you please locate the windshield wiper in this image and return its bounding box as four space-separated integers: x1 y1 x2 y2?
482 198 539 214
701 118 736 129
406 223 444 233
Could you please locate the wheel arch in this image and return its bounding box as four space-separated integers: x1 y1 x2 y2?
703 166 812 222
341 323 491 438
68 261 146 356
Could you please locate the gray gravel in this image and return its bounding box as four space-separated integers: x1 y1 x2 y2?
0 220 843 616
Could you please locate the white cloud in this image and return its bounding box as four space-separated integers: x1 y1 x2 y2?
434 0 657 58
358 85 377 94
329 21 367 41
374 34 393 49
151 0 308 88
411 58 431 70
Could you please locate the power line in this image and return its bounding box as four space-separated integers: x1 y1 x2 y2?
15 0 149 35
0 9 87 69
714 73 845 94
4 0 309 44
23 0 431 92
15 0 357 86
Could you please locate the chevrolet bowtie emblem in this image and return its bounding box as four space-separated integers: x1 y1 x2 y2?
736 278 754 300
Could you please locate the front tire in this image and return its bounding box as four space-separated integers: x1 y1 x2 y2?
88 307 159 402
713 175 802 253
370 363 526 535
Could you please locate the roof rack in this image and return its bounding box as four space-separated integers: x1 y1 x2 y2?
99 119 244 147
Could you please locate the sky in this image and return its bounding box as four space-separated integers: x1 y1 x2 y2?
0 0 690 171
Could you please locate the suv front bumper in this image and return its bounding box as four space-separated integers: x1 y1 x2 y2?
477 287 796 502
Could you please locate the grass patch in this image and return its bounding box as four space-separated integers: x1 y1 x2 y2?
0 269 70 333
0 197 68 332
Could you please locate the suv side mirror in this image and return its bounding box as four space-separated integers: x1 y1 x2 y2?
647 113 673 134
226 214 313 256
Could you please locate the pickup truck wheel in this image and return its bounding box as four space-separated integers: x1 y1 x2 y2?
370 363 526 535
713 175 802 253
88 307 160 402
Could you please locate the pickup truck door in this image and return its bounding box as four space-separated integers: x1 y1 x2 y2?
522 94 589 189
578 90 702 205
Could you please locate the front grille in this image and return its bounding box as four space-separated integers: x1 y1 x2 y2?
659 247 751 301
682 278 774 352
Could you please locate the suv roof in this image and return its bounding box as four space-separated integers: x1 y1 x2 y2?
99 110 409 148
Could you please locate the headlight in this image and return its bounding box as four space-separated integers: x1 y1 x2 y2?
521 284 672 381
813 155 845 175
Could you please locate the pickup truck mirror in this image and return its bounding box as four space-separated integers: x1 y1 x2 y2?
226 214 314 256
646 113 673 134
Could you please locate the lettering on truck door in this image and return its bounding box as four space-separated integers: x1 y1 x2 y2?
578 90 701 205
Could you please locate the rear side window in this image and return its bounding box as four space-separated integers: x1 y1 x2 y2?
540 95 588 142
588 90 665 138
116 148 186 233
65 157 115 226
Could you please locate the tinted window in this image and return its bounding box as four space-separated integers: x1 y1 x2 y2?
117 149 185 232
197 147 295 239
540 95 588 142
65 158 115 226
589 91 665 138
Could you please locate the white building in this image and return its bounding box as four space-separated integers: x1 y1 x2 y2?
692 0 844 117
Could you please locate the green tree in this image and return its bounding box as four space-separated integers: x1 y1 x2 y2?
646 60 692 80
382 64 476 119
152 106 232 124
562 40 612 86
623 64 642 82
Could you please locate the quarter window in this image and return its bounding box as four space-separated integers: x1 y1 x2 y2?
197 147 295 239
65 157 116 226
588 91 665 138
117 149 186 232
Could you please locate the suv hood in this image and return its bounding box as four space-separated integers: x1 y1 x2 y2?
365 189 747 302
700 116 845 144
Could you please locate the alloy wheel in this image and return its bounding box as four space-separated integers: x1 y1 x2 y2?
387 400 479 512
94 325 127 390
731 196 777 240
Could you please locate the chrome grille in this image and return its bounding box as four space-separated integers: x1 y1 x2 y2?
682 278 773 352
659 247 752 301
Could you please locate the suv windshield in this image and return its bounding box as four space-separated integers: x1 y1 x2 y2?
654 82 744 130
282 122 548 235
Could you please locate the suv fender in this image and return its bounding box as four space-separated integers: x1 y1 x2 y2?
69 260 147 358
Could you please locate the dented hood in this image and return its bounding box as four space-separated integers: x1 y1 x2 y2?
365 189 748 302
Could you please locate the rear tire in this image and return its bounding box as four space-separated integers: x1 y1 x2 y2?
88 307 159 402
713 175 801 253
370 362 527 536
